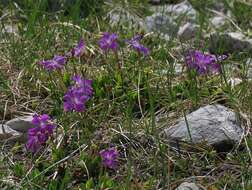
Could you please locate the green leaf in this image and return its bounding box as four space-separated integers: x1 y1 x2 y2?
63 72 71 87
85 178 95 189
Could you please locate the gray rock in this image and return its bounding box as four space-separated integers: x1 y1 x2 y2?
0 124 22 143
1 24 19 37
146 13 178 35
149 0 161 5
209 32 252 54
178 22 198 41
149 0 184 5
147 0 196 38
6 115 34 133
166 0 196 20
211 16 226 28
212 1 227 13
2 25 18 34
159 63 183 76
175 182 202 190
162 104 243 150
228 78 242 87
175 63 183 74
150 0 196 21
107 6 145 29
246 58 252 79
248 68 252 79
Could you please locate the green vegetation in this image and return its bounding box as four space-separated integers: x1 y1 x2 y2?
1 0 252 189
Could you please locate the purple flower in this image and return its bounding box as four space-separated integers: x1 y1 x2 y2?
26 136 41 153
72 76 93 96
100 147 119 169
126 35 149 56
185 50 223 75
28 127 47 144
63 88 90 112
98 32 118 52
38 55 66 71
63 76 93 112
32 114 51 128
71 38 85 57
26 114 56 153
43 124 55 136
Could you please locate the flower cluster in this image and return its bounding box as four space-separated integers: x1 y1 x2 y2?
126 35 150 56
32 32 149 156
98 32 149 56
63 76 93 112
70 38 85 57
38 55 67 71
37 39 85 71
37 33 150 72
185 50 226 75
100 147 119 169
98 32 118 52
26 114 55 153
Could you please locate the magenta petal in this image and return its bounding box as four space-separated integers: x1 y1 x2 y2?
53 55 66 65
185 50 224 75
100 147 119 169
38 55 66 71
127 35 149 56
26 114 56 153
98 32 118 52
72 38 85 57
28 127 41 136
26 136 41 153
63 76 93 112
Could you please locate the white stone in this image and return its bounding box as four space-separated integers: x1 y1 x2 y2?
6 115 34 133
211 16 226 28
209 32 252 53
149 0 160 4
164 0 196 20
0 124 22 143
162 104 243 150
1 25 18 35
145 13 178 35
107 8 145 29
246 59 252 79
228 78 242 87
178 22 198 41
175 182 201 190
